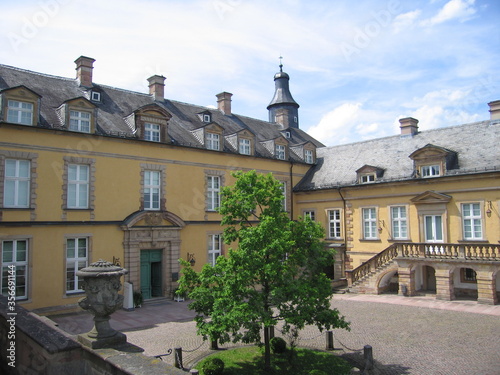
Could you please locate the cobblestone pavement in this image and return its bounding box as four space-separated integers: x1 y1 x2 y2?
50 294 500 375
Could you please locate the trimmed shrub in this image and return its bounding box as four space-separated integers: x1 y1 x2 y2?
270 336 287 354
201 357 225 375
308 370 327 375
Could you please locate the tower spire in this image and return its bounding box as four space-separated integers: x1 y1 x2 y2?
267 58 300 129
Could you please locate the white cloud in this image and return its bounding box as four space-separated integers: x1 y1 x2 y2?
422 0 477 26
392 10 422 33
308 103 361 146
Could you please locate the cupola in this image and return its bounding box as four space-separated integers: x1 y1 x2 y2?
267 59 300 129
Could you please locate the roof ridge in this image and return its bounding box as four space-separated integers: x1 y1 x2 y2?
0 63 75 82
319 120 492 151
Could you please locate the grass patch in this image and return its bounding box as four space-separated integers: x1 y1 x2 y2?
194 346 352 375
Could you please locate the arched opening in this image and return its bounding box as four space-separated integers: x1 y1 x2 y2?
454 267 478 301
378 270 399 294
414 265 437 294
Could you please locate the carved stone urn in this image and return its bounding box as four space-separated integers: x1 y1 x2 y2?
77 259 128 349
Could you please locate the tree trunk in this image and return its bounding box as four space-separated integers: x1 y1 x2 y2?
264 325 271 371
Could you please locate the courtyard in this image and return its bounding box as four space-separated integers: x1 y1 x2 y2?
50 293 500 374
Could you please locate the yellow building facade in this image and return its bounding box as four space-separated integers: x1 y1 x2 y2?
0 57 317 313
1 57 499 314
295 111 500 304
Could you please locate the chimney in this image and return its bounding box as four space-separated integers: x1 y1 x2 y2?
399 117 419 136
75 56 95 87
488 100 500 120
216 92 232 115
147 75 166 101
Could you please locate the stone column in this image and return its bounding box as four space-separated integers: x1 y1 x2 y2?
476 271 498 305
398 267 416 296
435 268 455 301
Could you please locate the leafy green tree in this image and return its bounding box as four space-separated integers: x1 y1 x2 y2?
179 170 349 370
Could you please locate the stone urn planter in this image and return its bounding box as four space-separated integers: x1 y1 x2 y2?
76 259 128 349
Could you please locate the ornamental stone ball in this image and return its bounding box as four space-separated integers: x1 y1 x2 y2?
76 259 128 348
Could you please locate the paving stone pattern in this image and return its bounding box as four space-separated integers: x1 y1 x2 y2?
50 294 500 375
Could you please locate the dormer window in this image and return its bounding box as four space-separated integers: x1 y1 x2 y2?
356 165 384 184
203 114 211 123
57 97 96 134
206 132 220 150
2 86 41 126
304 149 314 164
8 100 33 125
409 144 457 179
144 123 161 142
69 110 91 133
285 131 291 138
421 165 440 177
239 138 251 155
128 104 171 143
360 173 376 183
276 144 286 160
91 91 101 102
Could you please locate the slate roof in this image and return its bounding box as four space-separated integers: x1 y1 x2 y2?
295 120 500 191
0 64 323 162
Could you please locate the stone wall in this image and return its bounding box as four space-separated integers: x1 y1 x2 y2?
0 295 185 375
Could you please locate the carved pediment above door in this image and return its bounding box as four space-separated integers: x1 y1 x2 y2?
121 210 186 229
411 191 452 205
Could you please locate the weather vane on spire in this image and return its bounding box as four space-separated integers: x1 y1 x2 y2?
279 55 283 72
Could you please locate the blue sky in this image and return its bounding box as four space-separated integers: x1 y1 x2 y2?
1 0 499 146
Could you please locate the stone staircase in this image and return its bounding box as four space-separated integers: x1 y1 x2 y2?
345 244 399 294
348 260 398 294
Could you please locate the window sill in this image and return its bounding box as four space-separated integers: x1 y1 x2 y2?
64 208 93 211
388 239 411 243
1 207 34 210
457 239 489 243
359 239 381 242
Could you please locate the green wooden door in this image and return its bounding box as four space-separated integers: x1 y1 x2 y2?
140 249 162 299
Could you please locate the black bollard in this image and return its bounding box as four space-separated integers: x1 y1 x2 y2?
364 345 373 370
174 347 183 369
326 331 334 350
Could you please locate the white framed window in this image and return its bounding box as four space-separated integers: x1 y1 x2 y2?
276 144 286 160
304 150 314 164
280 182 287 211
203 114 211 123
362 207 378 239
391 206 408 239
1 239 28 300
327 209 341 239
144 170 161 210
144 123 161 142
67 164 89 209
3 159 30 208
304 210 315 221
7 100 33 125
206 133 220 151
208 234 221 266
360 174 375 183
239 138 251 155
91 92 101 102
69 110 91 133
207 176 221 211
462 203 483 240
66 237 88 293
421 165 440 177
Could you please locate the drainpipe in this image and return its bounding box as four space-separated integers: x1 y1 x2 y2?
337 187 347 277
